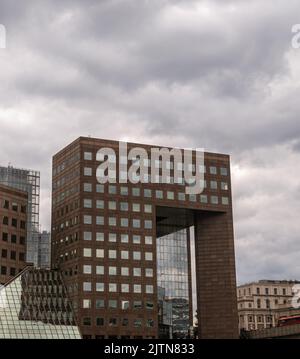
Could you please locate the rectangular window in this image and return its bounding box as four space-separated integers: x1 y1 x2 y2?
167 191 174 200
108 233 117 242
96 283 104 292
144 189 152 198
145 252 153 261
83 282 92 292
83 318 91 326
121 251 129 260
133 284 142 293
84 215 92 224
96 216 104 225
144 204 152 213
220 167 228 176
200 195 208 203
109 201 116 210
146 285 154 294
133 235 141 244
84 183 92 192
132 188 140 196
83 265 92 274
133 219 141 228
133 301 142 309
211 196 219 205
84 199 92 208
96 249 104 258
96 200 104 209
120 186 128 195
222 197 229 205
122 300 130 310
145 236 153 245
145 268 153 277
189 194 196 202
120 202 129 211
109 185 117 194
121 267 129 276
96 299 104 309
109 266 117 275
121 284 130 293
84 167 92 176
96 318 104 326
108 300 118 309
109 283 117 292
109 250 117 259
96 232 104 241
84 232 92 241
109 318 117 327
121 234 129 243
221 182 229 190
132 203 141 212
210 166 217 175
133 268 141 277
83 248 92 257
145 220 152 229
155 190 163 199
121 218 129 227
96 266 104 275
133 251 141 260
147 319 154 327
210 181 218 190
84 152 92 160
109 217 116 226
96 184 104 193
178 192 186 201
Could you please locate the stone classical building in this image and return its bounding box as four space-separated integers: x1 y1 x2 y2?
237 280 300 332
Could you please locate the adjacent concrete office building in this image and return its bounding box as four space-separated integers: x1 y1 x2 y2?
0 166 40 266
0 184 28 284
51 137 238 339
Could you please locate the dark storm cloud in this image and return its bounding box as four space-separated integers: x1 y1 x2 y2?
0 0 300 284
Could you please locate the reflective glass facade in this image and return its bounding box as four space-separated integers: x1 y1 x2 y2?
157 228 191 339
0 267 81 339
0 166 40 265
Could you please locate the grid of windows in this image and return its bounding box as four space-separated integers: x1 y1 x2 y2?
52 139 234 339
0 188 28 284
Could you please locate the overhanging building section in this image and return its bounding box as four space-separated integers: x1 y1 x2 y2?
51 137 239 339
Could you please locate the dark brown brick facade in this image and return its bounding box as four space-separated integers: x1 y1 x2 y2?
0 185 28 284
51 137 238 339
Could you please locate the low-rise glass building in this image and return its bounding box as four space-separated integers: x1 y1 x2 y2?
0 267 81 339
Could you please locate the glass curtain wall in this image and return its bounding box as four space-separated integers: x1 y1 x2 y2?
157 228 191 339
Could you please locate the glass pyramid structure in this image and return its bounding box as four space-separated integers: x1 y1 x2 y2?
0 267 81 339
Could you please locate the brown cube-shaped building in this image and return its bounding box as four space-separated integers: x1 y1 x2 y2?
0 184 28 284
51 137 238 339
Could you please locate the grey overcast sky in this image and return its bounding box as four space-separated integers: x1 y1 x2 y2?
0 0 300 284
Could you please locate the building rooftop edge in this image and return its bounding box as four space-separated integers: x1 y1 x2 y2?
0 183 28 198
53 136 231 160
238 279 300 288
0 165 40 175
